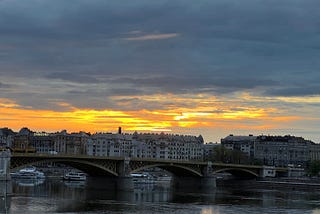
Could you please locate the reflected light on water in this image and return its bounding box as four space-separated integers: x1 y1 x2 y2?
202 207 219 214
313 209 320 214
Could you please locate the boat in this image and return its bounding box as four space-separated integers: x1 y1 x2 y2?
63 171 86 181
10 166 45 179
130 173 155 184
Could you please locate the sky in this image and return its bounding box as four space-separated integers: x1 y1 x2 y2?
0 0 320 143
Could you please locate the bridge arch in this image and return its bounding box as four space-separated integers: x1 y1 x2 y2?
130 163 203 177
213 168 259 178
11 158 119 177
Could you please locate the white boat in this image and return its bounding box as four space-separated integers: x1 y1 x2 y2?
131 173 155 184
63 171 86 181
10 166 45 180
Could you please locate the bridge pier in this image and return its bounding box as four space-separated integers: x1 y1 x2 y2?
173 176 216 191
116 177 134 191
0 179 12 213
117 157 134 191
86 176 134 192
201 176 217 190
172 161 216 191
0 150 11 181
173 161 216 191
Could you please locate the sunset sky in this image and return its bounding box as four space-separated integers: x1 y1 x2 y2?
1 0 320 143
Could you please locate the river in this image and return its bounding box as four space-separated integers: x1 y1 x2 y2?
2 178 320 214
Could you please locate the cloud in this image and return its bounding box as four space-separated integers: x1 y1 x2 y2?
124 33 179 41
265 86 320 97
0 82 10 88
46 72 101 84
112 76 277 95
1 0 320 143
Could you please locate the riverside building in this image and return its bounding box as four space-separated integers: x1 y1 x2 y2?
10 128 89 155
202 142 220 161
86 132 135 157
86 131 204 161
6 126 320 166
0 128 14 149
221 134 256 159
221 134 319 167
254 135 313 167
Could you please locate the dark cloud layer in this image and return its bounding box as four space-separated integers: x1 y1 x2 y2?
265 86 320 97
0 82 7 88
46 72 101 84
1 0 320 109
112 76 278 95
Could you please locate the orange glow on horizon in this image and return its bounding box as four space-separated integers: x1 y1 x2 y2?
0 94 306 138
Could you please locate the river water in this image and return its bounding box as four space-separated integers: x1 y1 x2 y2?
2 178 320 214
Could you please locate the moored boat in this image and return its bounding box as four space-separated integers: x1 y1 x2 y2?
130 173 155 184
63 171 86 181
10 166 45 179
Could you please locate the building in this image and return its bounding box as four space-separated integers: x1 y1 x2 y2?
203 142 220 161
87 133 134 157
86 131 204 161
133 132 204 161
220 134 320 167
221 134 256 159
64 132 89 155
254 135 312 167
31 132 55 154
44 130 90 155
310 143 320 162
9 128 90 155
5 126 320 168
0 128 15 149
52 130 68 154
12 128 36 153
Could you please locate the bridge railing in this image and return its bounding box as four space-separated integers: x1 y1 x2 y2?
11 152 207 163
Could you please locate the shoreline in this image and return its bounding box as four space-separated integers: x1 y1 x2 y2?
217 177 320 191
256 177 320 190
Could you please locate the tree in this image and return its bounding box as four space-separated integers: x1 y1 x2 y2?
308 160 320 176
209 145 251 164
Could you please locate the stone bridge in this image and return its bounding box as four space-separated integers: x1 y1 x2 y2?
10 153 212 177
10 153 288 178
9 153 288 190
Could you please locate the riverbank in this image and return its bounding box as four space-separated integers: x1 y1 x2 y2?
217 177 320 191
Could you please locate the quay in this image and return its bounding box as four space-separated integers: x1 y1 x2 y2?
0 149 12 213
218 177 320 192
256 178 320 191
0 149 11 181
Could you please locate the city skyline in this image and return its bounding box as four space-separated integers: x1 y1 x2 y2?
1 1 320 143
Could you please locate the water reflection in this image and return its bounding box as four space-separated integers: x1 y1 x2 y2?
201 207 217 214
63 180 86 188
14 178 45 187
4 178 320 213
0 181 11 214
